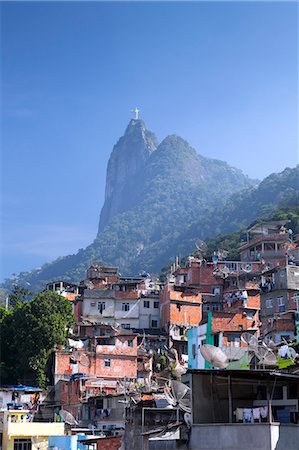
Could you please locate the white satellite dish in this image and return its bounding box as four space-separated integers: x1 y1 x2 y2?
240 263 252 273
31 437 48 450
265 339 276 350
217 249 229 261
241 333 258 351
255 345 278 367
217 265 229 279
200 344 229 369
60 409 78 425
164 380 191 413
223 346 245 362
85 280 94 289
195 240 208 255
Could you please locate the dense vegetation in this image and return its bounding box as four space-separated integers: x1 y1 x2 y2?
1 124 298 294
0 289 74 387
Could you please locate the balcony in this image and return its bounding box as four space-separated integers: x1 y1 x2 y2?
6 417 64 437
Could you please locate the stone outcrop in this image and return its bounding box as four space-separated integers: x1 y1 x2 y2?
98 119 157 231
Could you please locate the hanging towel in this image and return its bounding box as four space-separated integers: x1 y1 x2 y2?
260 406 268 418
253 408 260 420
235 408 243 422
243 408 253 423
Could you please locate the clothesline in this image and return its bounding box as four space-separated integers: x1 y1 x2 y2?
235 406 268 423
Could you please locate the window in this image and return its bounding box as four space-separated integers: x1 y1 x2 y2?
98 337 115 346
213 286 221 295
266 298 273 308
98 302 106 314
104 359 111 367
227 334 241 344
151 319 158 328
143 300 150 308
192 343 196 358
121 323 130 329
91 302 96 307
122 303 130 311
128 339 133 347
14 440 32 450
277 297 284 306
247 311 254 320
281 335 290 341
154 301 159 309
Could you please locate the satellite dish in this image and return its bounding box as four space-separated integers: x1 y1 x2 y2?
31 437 48 450
241 333 258 351
60 409 78 425
164 380 191 413
255 345 278 367
263 338 276 350
72 350 90 367
217 249 229 261
195 240 208 255
85 280 94 289
240 263 252 273
223 346 245 362
168 348 187 377
218 265 229 279
200 344 229 369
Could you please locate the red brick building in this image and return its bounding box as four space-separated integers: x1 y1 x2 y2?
160 269 202 358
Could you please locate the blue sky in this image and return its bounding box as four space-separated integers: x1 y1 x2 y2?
1 1 298 280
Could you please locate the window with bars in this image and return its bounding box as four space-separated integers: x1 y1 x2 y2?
98 302 106 314
14 440 32 450
122 303 130 311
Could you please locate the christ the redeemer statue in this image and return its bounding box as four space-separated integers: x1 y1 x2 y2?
131 107 140 120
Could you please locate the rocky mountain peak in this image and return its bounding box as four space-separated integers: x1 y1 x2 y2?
98 119 158 231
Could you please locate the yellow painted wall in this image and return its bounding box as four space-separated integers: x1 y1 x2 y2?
2 410 64 450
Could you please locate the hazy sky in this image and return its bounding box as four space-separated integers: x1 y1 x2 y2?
1 1 298 280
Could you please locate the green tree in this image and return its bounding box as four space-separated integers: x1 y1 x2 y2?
8 285 32 308
1 290 74 388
